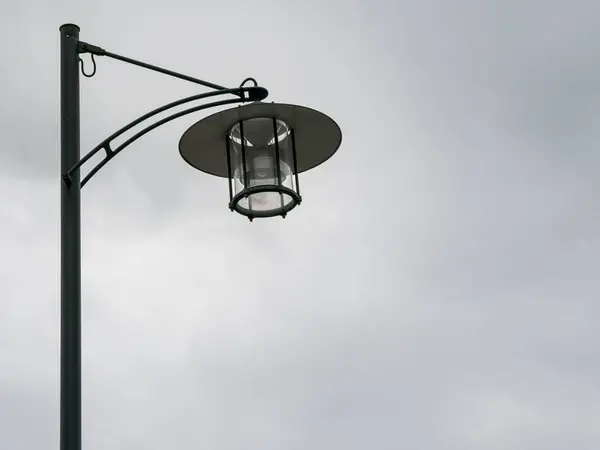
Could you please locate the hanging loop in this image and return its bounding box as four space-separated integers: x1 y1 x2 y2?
239 77 258 87
78 54 97 78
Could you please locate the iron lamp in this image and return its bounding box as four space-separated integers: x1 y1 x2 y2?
179 102 342 220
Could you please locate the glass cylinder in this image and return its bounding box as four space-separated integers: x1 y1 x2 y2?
227 117 300 218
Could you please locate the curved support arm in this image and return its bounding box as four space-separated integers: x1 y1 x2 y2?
63 85 268 188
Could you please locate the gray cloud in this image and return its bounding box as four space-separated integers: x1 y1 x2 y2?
1 1 599 449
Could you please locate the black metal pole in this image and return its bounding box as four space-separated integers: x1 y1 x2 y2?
60 23 81 450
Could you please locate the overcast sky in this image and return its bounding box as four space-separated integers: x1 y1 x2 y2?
1 1 600 449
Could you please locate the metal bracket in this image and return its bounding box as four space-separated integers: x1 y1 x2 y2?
78 42 105 55
63 39 269 188
62 86 268 188
62 172 73 187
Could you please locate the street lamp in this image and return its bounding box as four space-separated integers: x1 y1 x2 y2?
60 23 341 450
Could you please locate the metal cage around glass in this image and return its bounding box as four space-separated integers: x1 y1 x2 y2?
226 117 301 219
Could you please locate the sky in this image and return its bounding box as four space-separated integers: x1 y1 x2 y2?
1 0 600 449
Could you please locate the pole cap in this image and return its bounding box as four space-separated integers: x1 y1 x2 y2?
60 23 80 35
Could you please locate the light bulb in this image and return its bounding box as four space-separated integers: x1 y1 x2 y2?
235 155 288 187
251 192 269 205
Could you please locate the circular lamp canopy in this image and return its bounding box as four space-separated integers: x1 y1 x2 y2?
179 102 342 220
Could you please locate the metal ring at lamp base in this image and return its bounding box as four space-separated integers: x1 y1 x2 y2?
229 185 302 220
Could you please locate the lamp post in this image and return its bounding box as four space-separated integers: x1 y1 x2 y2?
59 23 341 450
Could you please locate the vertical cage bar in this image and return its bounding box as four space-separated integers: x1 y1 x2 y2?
239 120 248 189
239 120 253 214
225 133 233 205
272 118 283 186
290 128 301 197
272 117 283 209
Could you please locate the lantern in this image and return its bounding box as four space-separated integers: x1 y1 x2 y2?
179 102 342 221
